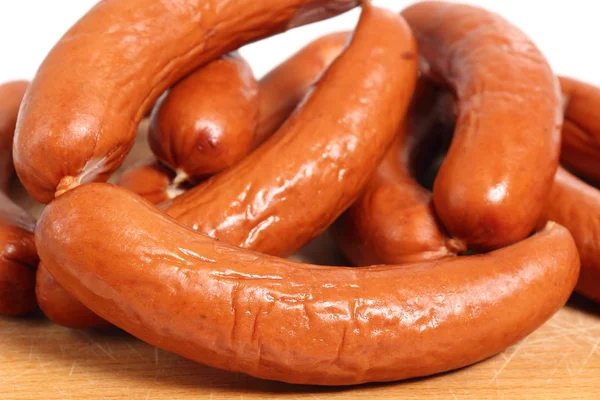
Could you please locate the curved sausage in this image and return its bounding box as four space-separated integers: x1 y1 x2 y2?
13 0 360 204
0 80 38 317
401 2 562 250
255 31 348 146
538 167 600 302
36 263 107 328
332 80 464 265
559 76 600 183
36 183 580 385
148 53 259 181
34 3 417 329
162 4 418 257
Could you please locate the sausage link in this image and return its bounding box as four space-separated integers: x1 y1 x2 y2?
162 4 418 257
333 80 464 265
559 76 600 183
36 183 580 385
401 2 562 250
35 4 418 329
538 167 600 302
148 53 259 181
13 0 359 204
255 31 348 146
0 81 38 316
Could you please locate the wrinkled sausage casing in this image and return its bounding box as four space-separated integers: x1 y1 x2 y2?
13 0 360 203
163 4 418 257
33 3 419 329
37 183 579 385
149 53 259 180
402 2 562 250
0 80 38 317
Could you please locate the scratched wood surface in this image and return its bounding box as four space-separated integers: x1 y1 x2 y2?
2 121 600 399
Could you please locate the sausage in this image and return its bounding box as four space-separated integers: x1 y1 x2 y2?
559 76 600 183
116 160 182 205
13 0 360 204
538 167 600 302
0 80 38 317
332 80 465 265
36 263 108 328
148 53 259 181
401 2 562 250
122 32 350 202
162 4 418 257
255 31 348 146
33 3 417 329
35 183 580 385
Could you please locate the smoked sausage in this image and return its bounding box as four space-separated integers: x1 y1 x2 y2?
148 53 259 181
559 76 600 183
33 3 418 328
539 167 600 302
401 2 562 250
333 80 464 265
35 183 580 385
0 80 38 316
162 4 418 257
13 0 359 203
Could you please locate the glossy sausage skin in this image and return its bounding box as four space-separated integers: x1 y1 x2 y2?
13 0 360 204
36 183 579 385
402 2 562 250
149 53 259 180
163 5 418 257
255 31 348 146
36 263 107 328
0 81 38 316
333 81 464 265
559 76 600 183
538 168 600 302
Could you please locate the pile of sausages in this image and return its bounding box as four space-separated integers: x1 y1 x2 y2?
1 0 599 386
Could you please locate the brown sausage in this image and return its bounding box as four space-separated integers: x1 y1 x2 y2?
162 4 418 257
332 80 464 265
0 81 38 317
121 32 350 203
401 2 562 250
148 53 259 181
34 3 418 329
559 76 600 183
36 263 107 328
255 31 348 146
116 160 181 205
538 167 600 302
13 0 360 204
36 183 580 385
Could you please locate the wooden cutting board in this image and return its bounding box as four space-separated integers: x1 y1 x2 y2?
2 122 600 399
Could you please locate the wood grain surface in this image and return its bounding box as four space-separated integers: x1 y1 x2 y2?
2 121 600 399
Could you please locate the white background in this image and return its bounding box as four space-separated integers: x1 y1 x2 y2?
0 1 597 85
